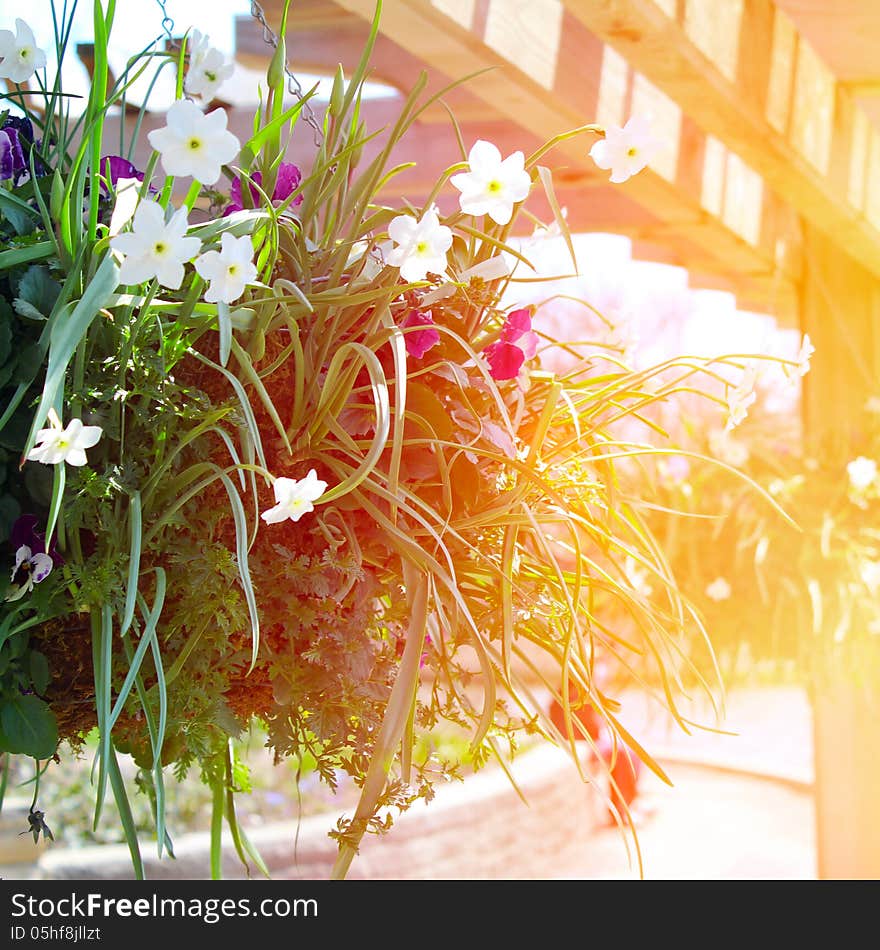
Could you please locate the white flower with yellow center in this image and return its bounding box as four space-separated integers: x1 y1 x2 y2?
451 140 531 226
184 30 234 102
0 19 47 84
148 98 240 185
195 232 258 304
261 470 328 525
386 206 452 283
27 416 103 467
589 115 662 184
110 199 201 290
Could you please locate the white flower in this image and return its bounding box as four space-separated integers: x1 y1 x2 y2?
860 560 880 593
589 115 662 184
725 366 758 432
27 417 103 467
0 18 47 84
110 200 201 289
420 254 511 306
261 470 328 524
195 232 258 304
705 577 732 602
783 333 814 384
386 206 452 283
5 545 53 602
847 456 878 492
450 140 531 226
184 30 234 102
147 99 240 185
865 396 880 415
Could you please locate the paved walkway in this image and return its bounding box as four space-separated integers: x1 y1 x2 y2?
1 686 818 881
558 684 817 879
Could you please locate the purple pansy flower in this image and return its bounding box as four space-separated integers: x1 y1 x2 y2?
224 162 303 216
483 307 539 381
0 127 25 181
400 310 440 359
100 155 144 188
98 155 153 199
0 116 45 183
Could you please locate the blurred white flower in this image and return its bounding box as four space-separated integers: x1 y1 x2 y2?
0 18 46 84
110 200 201 290
709 428 750 468
184 30 234 102
623 555 653 598
195 232 258 304
865 396 880 415
705 577 732 602
451 140 531 226
659 455 691 485
589 115 662 184
725 366 757 432
386 206 452 283
261 470 328 524
148 99 240 185
783 333 814 385
860 560 880 593
847 456 878 492
27 416 102 467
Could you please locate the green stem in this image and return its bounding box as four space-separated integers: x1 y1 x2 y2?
330 563 429 879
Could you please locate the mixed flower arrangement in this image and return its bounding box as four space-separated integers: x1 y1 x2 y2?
0 0 798 879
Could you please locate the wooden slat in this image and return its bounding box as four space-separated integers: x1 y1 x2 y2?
254 0 799 320
558 0 880 281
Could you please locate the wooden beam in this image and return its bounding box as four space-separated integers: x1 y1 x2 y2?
235 7 486 122
250 0 798 321
801 222 880 455
557 0 880 281
95 93 789 319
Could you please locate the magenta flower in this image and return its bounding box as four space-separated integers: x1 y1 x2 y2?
401 310 440 359
224 162 303 215
483 307 539 380
98 156 154 204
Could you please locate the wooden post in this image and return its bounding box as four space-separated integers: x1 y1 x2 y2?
801 222 880 458
800 221 880 879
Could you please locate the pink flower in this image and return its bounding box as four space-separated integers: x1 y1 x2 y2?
401 310 440 359
483 307 539 380
224 162 302 215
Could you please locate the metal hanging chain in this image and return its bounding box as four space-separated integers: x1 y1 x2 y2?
154 0 176 46
249 1 324 147
153 0 324 146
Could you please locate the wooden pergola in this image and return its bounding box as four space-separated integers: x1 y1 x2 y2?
236 2 880 881
233 0 880 453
